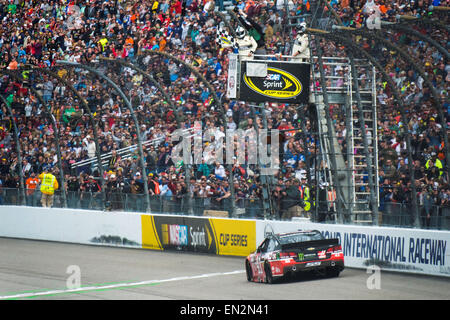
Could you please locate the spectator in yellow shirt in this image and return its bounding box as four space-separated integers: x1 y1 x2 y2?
38 167 59 208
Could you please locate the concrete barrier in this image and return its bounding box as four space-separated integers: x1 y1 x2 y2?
0 206 256 256
0 206 448 277
0 206 142 247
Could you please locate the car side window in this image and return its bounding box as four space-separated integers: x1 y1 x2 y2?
258 239 269 253
267 238 278 252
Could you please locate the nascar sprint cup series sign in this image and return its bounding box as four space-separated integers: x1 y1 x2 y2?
231 58 310 104
141 215 256 256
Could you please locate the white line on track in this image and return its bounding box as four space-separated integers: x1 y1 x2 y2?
0 270 245 300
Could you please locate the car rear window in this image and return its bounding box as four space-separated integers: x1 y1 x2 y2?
278 232 324 244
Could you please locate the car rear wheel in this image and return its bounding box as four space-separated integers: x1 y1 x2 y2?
264 262 275 284
245 260 253 282
326 267 340 278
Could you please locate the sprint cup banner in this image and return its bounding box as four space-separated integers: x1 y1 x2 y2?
210 218 256 256
141 214 256 256
238 61 310 104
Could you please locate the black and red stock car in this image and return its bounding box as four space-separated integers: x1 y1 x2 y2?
245 230 344 283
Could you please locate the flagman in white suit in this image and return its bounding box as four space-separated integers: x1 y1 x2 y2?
235 26 258 61
291 22 310 63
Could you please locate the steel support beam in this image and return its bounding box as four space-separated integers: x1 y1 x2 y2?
56 60 151 212
28 67 107 199
98 57 196 214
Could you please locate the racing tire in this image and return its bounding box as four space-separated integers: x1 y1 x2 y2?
245 260 253 282
264 262 275 284
325 267 340 278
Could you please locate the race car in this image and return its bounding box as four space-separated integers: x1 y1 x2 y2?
245 230 344 283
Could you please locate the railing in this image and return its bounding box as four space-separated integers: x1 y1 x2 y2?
1 188 449 230
0 187 265 219
70 128 194 170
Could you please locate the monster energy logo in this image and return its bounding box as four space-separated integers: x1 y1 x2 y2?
298 253 304 261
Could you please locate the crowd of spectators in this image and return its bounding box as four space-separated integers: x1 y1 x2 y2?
0 0 448 227
316 0 449 227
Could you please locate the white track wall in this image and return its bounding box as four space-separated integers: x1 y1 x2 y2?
0 206 143 247
0 206 449 277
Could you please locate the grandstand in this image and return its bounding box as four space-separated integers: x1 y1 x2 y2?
0 0 448 230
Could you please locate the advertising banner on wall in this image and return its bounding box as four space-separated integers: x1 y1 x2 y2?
209 218 256 256
142 215 216 253
141 215 256 256
238 61 310 104
256 220 450 277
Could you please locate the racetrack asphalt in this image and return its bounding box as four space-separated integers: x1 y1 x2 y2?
0 237 449 300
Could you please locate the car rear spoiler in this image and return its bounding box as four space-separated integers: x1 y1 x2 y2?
281 238 340 251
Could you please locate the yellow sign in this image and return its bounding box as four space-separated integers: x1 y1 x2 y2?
243 67 302 99
141 215 163 250
140 214 256 257
209 219 256 256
